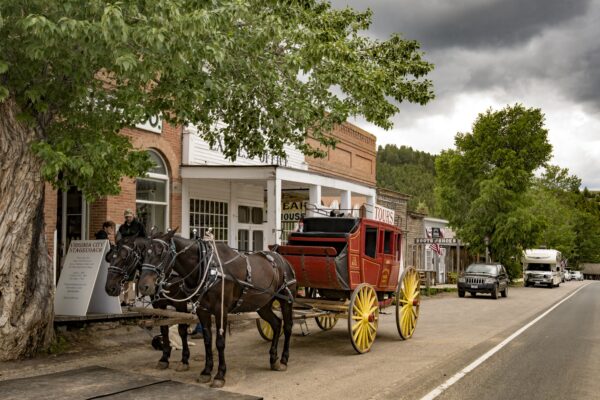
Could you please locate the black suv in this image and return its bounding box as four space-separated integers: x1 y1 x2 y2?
457 263 509 299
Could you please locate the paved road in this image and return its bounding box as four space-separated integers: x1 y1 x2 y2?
1 281 594 400
429 282 600 400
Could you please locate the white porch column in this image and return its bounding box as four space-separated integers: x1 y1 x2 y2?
366 194 375 219
308 185 321 217
267 178 282 245
181 179 190 238
340 190 352 213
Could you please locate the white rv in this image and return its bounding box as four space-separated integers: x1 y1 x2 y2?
523 249 563 288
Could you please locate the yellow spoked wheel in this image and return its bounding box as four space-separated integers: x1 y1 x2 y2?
348 284 379 354
256 301 283 341
315 313 339 331
396 266 421 340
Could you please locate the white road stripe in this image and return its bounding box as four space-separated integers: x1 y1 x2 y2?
420 283 591 400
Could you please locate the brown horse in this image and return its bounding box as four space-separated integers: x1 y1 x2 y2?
137 230 297 388
104 236 193 371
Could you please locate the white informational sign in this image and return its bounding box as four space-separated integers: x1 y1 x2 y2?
374 204 395 225
135 115 163 133
54 240 122 316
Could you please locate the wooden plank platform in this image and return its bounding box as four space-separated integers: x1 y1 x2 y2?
54 310 142 323
0 365 261 400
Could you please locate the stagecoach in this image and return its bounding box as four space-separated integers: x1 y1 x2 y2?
257 216 421 354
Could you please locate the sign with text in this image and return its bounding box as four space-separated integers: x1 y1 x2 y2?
281 201 307 223
374 204 395 225
415 237 460 245
54 240 122 316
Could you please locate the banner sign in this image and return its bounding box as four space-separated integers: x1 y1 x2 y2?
374 204 395 225
54 240 122 316
415 237 460 245
281 201 306 223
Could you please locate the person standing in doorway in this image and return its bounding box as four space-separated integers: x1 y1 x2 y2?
117 209 146 306
117 209 146 241
95 220 116 243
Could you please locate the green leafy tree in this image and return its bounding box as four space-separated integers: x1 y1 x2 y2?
435 104 552 278
527 166 600 267
0 1 434 359
376 144 437 212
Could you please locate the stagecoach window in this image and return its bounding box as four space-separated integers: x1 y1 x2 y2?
136 150 169 233
365 227 378 258
238 206 250 223
384 231 393 254
190 199 228 242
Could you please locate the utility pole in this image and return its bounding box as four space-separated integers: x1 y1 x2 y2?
484 235 490 263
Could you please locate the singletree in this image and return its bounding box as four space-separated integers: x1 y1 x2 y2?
0 1 434 359
436 104 552 277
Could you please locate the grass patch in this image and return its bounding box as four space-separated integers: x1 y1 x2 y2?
45 331 69 355
420 287 457 296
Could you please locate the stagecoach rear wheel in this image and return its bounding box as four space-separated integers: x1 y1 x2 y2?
348 283 379 354
396 266 421 340
256 300 283 341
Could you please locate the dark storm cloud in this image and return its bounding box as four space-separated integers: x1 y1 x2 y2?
335 0 592 50
333 0 600 111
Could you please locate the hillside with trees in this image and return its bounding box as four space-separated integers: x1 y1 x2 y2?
376 144 437 213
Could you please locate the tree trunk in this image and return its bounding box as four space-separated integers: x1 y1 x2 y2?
0 98 54 360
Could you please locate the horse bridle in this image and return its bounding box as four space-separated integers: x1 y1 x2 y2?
141 238 177 282
108 244 141 287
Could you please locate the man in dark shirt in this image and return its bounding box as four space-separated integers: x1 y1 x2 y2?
117 209 146 240
116 209 145 307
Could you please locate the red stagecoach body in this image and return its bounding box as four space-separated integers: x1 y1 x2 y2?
275 217 402 297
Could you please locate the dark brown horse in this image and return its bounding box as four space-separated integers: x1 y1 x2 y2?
104 236 193 371
137 230 297 388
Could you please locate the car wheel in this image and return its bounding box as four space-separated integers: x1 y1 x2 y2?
501 285 508 298
491 284 499 299
524 281 529 287
548 282 553 289
458 290 465 298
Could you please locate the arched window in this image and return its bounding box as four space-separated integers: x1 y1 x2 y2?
136 150 169 233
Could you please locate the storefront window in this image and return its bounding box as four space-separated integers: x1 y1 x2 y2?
136 150 169 233
190 199 228 242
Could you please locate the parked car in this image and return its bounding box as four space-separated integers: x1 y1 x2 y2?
564 270 572 281
571 271 583 281
457 263 509 299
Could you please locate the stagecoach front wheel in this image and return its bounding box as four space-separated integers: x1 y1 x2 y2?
315 313 339 331
308 288 339 331
255 300 283 341
348 283 379 354
396 266 421 340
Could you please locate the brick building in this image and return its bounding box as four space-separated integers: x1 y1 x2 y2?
45 118 183 282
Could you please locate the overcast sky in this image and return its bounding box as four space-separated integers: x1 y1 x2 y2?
332 0 600 189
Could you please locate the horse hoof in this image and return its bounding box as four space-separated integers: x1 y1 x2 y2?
176 363 190 372
197 374 212 384
156 361 169 370
211 379 225 388
271 361 287 371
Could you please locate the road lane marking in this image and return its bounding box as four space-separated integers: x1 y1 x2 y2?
420 283 592 400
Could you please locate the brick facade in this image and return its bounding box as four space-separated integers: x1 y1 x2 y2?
44 121 183 271
306 122 376 186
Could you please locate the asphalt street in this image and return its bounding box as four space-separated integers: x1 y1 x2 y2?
430 282 600 400
1 281 595 400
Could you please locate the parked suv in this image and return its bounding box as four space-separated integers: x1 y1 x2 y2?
457 263 509 299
